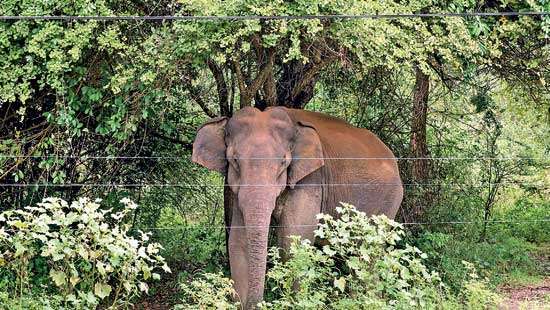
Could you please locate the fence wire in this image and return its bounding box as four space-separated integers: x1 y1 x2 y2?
0 182 546 188
129 219 550 230
0 155 547 160
0 12 548 21
1 11 547 245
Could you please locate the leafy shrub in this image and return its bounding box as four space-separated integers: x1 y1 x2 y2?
0 197 170 309
152 206 226 271
159 226 226 271
176 272 239 310
176 203 501 309
0 291 65 310
415 231 537 290
459 261 502 309
134 194 227 277
263 203 445 309
490 197 550 243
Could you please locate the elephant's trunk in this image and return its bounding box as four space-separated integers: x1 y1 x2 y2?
239 190 275 309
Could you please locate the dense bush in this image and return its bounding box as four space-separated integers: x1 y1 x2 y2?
160 226 226 275
490 197 550 244
150 205 226 272
176 204 502 309
177 272 239 310
414 194 547 290
0 291 65 310
0 197 170 308
415 232 538 290
264 204 444 308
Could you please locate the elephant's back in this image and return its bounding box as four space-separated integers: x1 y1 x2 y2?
285 108 398 164
286 108 403 219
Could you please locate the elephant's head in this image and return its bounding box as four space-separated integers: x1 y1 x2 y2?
191 107 324 306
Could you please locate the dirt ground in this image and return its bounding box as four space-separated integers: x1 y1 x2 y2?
500 278 550 310
132 277 550 309
132 272 180 310
133 281 550 310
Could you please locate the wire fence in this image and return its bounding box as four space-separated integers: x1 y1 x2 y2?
1 11 548 236
0 155 547 160
128 218 550 230
1 156 547 188
0 12 548 21
0 182 546 188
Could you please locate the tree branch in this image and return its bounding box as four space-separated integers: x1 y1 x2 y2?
149 129 193 151
290 55 336 102
207 59 230 116
231 58 248 108
181 75 216 118
263 70 278 107
232 48 276 108
247 48 275 102
251 34 277 107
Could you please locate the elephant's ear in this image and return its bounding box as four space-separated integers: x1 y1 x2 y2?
192 117 228 173
288 121 324 189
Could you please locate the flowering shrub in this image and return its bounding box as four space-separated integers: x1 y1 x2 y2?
460 261 502 308
262 203 445 309
177 272 239 310
176 203 502 309
0 197 170 308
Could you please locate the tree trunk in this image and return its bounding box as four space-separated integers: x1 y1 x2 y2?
276 58 334 109
409 66 430 221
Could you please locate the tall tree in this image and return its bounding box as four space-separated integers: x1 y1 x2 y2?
409 67 431 219
171 0 503 223
1 0 547 223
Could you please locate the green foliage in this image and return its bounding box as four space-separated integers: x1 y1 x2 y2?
0 197 170 308
415 231 538 291
176 272 239 310
176 0 492 71
0 291 65 310
415 190 547 292
0 1 204 211
177 204 502 309
264 203 446 309
459 261 502 309
159 226 225 270
145 192 227 271
490 197 550 243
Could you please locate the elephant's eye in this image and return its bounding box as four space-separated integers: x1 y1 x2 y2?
282 153 291 167
229 157 240 171
278 156 290 177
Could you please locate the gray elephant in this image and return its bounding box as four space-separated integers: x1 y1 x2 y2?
192 106 403 308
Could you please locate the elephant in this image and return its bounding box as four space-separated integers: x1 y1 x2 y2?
192 106 403 308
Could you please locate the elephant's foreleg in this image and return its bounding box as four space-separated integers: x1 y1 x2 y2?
274 183 321 295
275 182 322 259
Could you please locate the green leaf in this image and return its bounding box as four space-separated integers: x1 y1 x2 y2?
94 282 112 299
334 277 346 292
50 269 67 287
12 220 28 229
322 245 336 256
139 282 149 294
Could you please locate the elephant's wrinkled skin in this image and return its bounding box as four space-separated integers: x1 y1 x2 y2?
192 107 403 308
